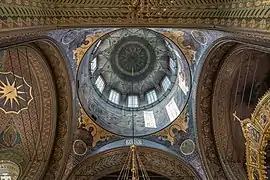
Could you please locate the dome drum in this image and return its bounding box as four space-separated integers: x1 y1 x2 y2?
77 28 191 137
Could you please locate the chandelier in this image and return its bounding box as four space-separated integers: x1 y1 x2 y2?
117 145 150 180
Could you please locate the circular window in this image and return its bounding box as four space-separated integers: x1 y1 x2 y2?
77 28 191 137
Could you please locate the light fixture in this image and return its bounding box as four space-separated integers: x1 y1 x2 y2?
117 144 150 180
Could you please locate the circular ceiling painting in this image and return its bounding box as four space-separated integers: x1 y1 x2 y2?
110 35 156 81
77 28 191 137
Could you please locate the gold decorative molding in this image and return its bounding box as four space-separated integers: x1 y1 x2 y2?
78 107 114 148
73 33 106 69
235 90 270 180
33 41 74 180
1 0 270 35
0 71 33 114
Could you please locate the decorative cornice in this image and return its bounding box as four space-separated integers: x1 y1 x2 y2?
0 0 270 35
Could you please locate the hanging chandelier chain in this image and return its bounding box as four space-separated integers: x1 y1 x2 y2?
136 150 149 180
118 150 132 180
118 48 150 180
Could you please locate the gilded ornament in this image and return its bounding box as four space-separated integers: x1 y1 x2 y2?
0 0 270 34
78 107 114 148
234 89 270 180
0 72 33 114
73 34 105 68
163 30 197 62
73 139 87 156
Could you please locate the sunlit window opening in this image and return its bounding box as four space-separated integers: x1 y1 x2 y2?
96 39 102 48
93 39 102 53
165 98 180 122
109 89 120 104
128 95 139 107
169 58 176 73
91 57 97 74
146 90 158 104
95 75 105 93
178 66 189 95
144 111 157 128
162 76 171 91
173 49 181 59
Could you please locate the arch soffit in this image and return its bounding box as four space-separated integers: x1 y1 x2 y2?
211 44 257 180
68 147 201 180
195 39 270 180
195 40 236 180
29 40 74 180
0 44 58 179
0 40 74 179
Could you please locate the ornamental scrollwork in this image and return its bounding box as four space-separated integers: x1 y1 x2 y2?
1 0 270 34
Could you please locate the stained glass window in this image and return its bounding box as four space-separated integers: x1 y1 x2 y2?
169 58 176 73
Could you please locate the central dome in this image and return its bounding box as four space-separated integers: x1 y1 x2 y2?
77 28 191 136
110 35 156 81
88 28 176 110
